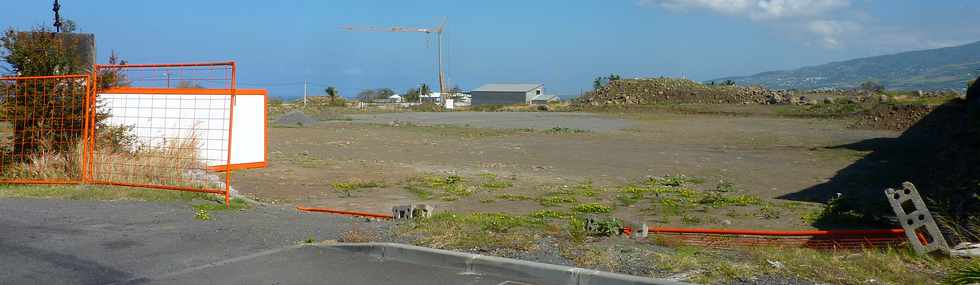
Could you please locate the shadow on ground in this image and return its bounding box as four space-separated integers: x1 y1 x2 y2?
780 100 980 235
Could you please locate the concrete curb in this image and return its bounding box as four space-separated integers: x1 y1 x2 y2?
327 242 689 285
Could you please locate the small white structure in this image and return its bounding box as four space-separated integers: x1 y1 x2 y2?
374 94 404 103
420 92 442 103
530 94 560 105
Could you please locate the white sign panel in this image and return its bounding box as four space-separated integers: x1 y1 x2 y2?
98 89 267 170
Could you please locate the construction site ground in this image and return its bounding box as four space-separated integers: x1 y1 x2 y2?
234 110 900 230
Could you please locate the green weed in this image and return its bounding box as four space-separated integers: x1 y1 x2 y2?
539 195 577 207
194 209 211 221
572 203 612 214
496 194 532 201
332 180 384 198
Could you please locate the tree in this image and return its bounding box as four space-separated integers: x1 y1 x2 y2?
1 22 129 165
403 87 420 102
325 86 338 102
377 88 395 98
419 83 431 97
356 89 377 102
593 74 623 90
721 80 736 86
97 51 130 90
859 81 885 93
1 25 84 76
2 24 88 159
356 88 395 102
175 81 203 89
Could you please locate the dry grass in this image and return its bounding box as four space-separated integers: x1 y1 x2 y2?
92 132 213 188
1 130 219 190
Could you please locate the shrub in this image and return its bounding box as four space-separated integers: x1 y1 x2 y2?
1 24 130 176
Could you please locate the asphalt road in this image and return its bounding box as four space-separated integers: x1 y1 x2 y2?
0 198 539 285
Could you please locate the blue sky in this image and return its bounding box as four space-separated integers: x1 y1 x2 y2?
3 1 979 98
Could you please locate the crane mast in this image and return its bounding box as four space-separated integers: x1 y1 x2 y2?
342 19 448 103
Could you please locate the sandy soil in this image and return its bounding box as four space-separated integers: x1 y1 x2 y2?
233 111 899 229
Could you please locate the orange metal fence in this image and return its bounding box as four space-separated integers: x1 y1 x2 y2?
0 74 92 185
646 227 908 250
91 62 236 204
0 62 238 205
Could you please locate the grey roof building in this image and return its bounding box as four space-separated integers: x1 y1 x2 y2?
471 83 550 105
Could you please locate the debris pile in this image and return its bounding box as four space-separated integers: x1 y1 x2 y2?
274 110 317 126
578 78 962 107
579 78 792 105
851 104 936 131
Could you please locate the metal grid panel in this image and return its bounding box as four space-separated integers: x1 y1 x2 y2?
0 75 91 184
90 62 236 203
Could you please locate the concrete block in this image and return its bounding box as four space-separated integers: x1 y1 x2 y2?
392 204 436 220
412 204 434 218
633 224 649 239
884 182 949 255
392 205 413 219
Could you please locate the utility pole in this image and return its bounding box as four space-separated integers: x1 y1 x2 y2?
303 81 308 107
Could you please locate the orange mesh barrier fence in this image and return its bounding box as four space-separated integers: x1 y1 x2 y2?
0 62 245 205
0 74 91 185
90 62 236 202
647 227 908 250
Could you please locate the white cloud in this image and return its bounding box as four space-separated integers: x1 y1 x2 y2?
639 0 851 20
807 19 861 48
638 0 976 51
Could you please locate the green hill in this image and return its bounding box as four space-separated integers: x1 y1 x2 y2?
713 41 980 91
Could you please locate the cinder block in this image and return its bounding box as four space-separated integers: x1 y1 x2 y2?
584 215 602 234
392 205 413 219
412 204 434 218
633 223 649 239
392 204 436 220
884 182 949 255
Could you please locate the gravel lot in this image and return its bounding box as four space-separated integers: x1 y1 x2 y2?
348 112 635 132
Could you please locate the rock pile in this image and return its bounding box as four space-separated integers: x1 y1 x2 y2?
578 78 960 107
579 78 795 105
274 110 317 126
851 104 935 131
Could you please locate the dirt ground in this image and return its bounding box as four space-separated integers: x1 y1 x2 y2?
234 111 899 230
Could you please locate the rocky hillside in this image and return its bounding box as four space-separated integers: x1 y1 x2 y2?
713 40 980 91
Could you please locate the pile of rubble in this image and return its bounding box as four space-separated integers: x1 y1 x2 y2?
579 78 782 105
274 110 318 126
850 104 936 131
579 78 961 106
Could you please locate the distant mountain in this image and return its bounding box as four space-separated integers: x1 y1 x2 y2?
713 41 980 91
